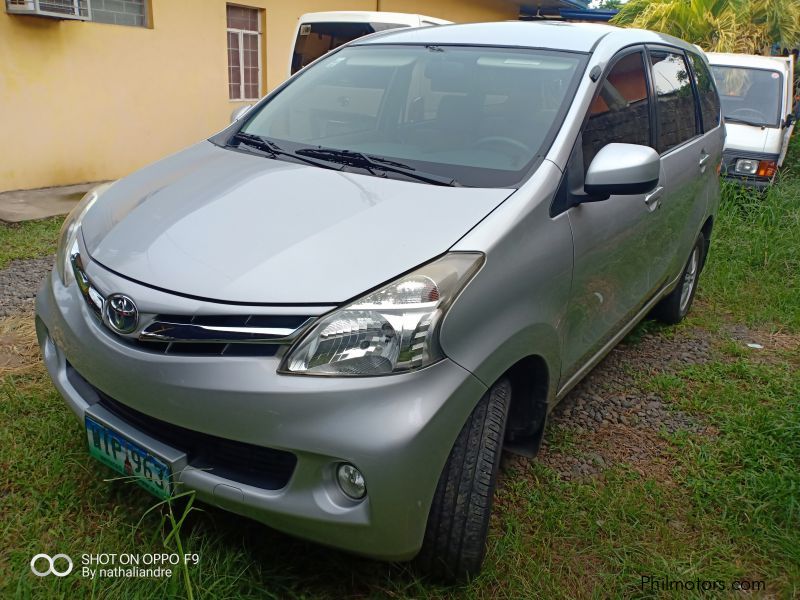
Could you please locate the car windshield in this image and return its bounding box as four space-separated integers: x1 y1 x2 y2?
710 65 783 127
238 45 585 187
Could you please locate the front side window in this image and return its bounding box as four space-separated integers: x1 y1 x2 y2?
582 51 652 172
710 65 783 127
687 52 721 132
237 45 586 187
650 50 699 153
227 5 262 101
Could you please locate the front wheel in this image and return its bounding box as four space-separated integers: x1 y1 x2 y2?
652 233 706 325
415 378 510 581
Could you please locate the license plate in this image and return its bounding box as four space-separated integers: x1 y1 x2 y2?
85 417 172 500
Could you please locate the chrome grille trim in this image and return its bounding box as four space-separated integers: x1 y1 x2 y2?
139 318 315 345
70 246 315 352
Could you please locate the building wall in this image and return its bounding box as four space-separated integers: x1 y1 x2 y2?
0 0 517 192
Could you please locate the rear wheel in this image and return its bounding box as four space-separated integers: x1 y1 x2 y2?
415 378 510 581
652 233 705 325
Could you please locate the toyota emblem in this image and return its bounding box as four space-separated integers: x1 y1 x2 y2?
105 294 138 334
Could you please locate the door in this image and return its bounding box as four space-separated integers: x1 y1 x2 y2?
560 48 664 385
646 47 712 289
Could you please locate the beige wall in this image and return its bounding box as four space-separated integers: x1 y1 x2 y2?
0 0 517 192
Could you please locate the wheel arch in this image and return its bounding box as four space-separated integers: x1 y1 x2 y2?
494 354 551 457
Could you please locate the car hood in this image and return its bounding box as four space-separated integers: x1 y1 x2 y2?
82 142 513 304
723 122 782 154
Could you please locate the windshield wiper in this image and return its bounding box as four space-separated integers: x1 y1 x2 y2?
295 147 460 187
228 132 342 171
724 117 766 128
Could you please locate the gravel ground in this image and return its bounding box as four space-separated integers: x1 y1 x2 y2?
0 256 53 317
507 328 715 481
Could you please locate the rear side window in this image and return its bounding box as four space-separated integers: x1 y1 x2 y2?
650 50 700 153
582 51 652 172
687 52 721 131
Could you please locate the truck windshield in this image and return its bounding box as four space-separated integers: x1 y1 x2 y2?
240 45 585 187
291 22 407 74
710 65 783 127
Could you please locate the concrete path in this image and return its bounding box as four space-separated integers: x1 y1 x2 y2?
0 182 105 223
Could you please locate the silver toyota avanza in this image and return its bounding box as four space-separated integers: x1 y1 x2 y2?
36 22 723 579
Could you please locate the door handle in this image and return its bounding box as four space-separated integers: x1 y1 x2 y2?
699 152 711 172
644 186 664 211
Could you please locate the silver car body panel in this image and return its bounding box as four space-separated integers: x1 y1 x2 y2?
81 141 512 304
36 21 723 561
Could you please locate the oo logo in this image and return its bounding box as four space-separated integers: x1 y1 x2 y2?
30 553 73 577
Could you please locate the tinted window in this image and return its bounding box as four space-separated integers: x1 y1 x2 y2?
687 52 721 131
650 50 699 153
291 22 406 74
582 51 651 173
241 45 585 187
710 65 783 127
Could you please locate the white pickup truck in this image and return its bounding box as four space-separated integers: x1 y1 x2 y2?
707 52 798 188
288 11 451 77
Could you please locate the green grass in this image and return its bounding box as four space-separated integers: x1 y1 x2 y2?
2 138 799 598
698 137 800 331
0 216 64 269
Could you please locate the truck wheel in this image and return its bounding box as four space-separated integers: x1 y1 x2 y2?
653 233 706 325
415 378 510 581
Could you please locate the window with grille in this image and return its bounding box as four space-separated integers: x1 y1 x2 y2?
91 0 147 27
227 5 262 101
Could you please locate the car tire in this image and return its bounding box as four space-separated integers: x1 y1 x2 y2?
415 378 510 581
652 233 706 325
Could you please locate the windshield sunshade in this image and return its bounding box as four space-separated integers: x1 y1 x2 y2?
236 45 585 187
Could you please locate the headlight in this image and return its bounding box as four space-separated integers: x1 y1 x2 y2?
55 183 112 286
734 159 777 178
280 252 483 376
734 159 758 175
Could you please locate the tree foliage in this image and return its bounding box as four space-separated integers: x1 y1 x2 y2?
611 0 800 53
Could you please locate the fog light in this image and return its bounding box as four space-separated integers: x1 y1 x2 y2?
336 463 366 500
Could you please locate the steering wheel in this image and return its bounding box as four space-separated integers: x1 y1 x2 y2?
471 136 532 157
728 107 768 122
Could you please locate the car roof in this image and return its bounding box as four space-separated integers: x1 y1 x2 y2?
706 52 790 74
353 21 698 55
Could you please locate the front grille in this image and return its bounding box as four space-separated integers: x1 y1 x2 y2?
94 387 297 490
73 251 314 358
130 314 313 357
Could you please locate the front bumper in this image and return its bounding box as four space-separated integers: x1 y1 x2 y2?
35 267 486 561
721 174 772 190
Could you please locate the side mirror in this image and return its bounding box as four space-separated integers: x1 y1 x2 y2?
786 113 796 127
584 143 660 197
230 104 253 124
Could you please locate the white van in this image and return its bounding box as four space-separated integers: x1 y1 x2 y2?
707 52 798 188
289 11 450 77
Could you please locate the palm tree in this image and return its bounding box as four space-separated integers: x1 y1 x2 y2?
611 0 800 54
